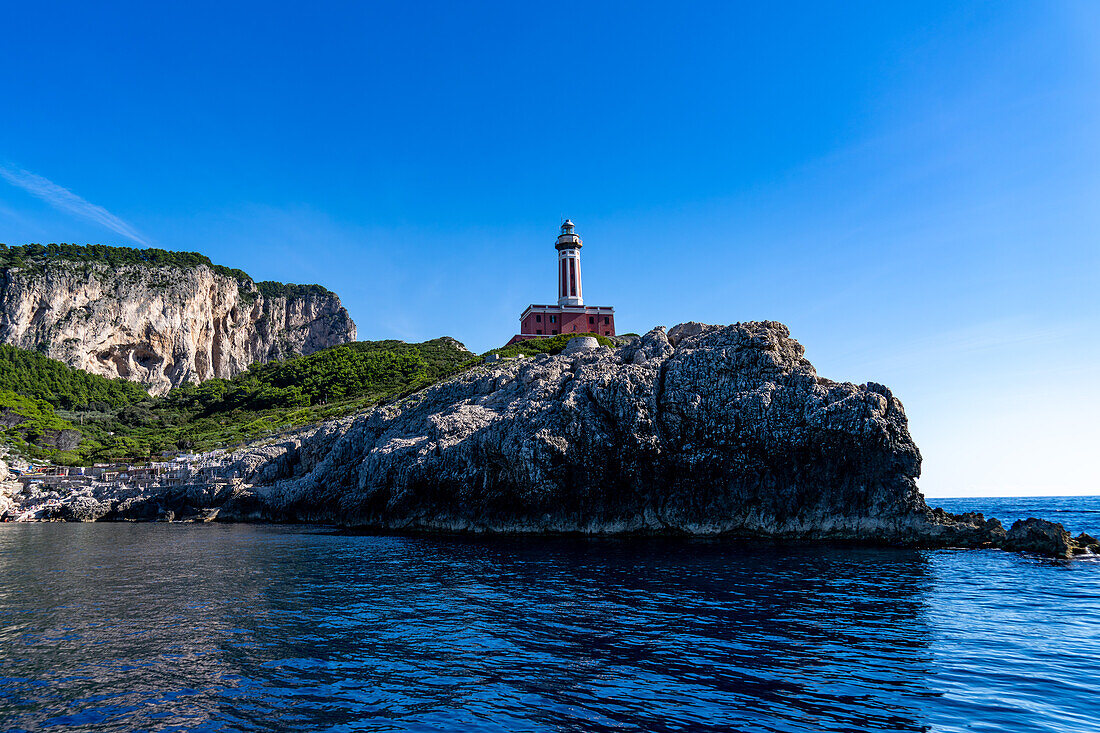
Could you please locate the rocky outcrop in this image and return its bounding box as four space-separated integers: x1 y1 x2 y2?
217 322 1083 554
0 257 356 394
1075 533 1100 555
6 478 237 523
33 428 82 451
51 495 112 522
0 458 12 518
236 322 930 536
1004 518 1074 558
6 322 1090 557
191 323 996 543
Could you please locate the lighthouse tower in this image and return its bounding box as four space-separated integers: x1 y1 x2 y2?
556 219 583 306
507 220 617 344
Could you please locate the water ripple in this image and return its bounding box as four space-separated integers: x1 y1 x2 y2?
0 507 1098 732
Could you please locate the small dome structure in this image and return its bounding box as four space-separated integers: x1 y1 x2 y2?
555 219 583 250
563 336 600 354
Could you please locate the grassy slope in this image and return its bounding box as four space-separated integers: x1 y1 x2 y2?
0 338 474 463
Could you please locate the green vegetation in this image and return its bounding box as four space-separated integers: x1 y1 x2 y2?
0 389 82 464
161 338 470 415
488 332 614 359
0 243 330 304
0 243 247 279
0 338 475 463
0 330 620 465
256 281 334 300
0 344 149 409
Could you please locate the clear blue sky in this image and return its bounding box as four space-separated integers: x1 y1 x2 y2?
2 2 1098 497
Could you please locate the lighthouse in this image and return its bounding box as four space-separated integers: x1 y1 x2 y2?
556 219 583 306
507 220 616 345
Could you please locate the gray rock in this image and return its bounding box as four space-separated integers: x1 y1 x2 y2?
224 321 940 541
667 321 713 346
924 509 1006 547
0 411 27 428
1005 518 1073 558
12 320 1083 558
35 429 82 451
52 496 111 522
110 496 161 521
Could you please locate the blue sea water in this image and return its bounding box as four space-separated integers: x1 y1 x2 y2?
932 495 1100 537
1 497 1098 733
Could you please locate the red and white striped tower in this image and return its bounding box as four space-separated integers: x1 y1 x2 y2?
556 219 583 307
506 219 616 345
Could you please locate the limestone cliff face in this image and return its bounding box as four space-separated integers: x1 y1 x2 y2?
0 259 356 394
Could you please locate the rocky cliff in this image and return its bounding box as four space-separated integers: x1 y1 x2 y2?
205 322 996 543
5 321 1090 556
0 251 356 394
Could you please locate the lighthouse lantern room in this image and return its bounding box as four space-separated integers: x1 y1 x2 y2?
507 220 616 345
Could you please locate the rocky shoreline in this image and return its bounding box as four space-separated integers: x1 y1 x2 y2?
3 322 1095 559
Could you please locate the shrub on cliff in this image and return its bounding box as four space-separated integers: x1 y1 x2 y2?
488 333 614 359
255 281 335 300
0 336 476 462
0 243 218 271
0 243 320 305
162 339 468 413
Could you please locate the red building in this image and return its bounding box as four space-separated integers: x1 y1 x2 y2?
507 220 616 345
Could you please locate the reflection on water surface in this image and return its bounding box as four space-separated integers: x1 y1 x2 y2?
1 520 1097 732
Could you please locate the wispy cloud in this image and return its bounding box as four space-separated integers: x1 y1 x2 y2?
0 164 147 245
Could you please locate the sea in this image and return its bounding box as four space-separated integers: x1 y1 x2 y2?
1 496 1097 733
